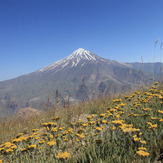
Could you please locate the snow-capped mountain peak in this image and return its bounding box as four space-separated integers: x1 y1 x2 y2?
67 48 96 61
38 48 99 72
72 48 88 55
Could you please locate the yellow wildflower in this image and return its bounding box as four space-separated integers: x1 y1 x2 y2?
120 103 126 107
136 150 150 157
131 128 140 132
16 133 24 138
12 137 24 143
68 128 74 133
21 148 27 153
142 108 152 111
11 145 18 150
50 135 54 139
52 116 61 121
82 123 88 127
148 124 157 129
158 110 163 114
58 127 64 131
151 117 157 120
71 123 76 126
56 151 70 160
55 134 62 138
76 133 85 139
114 106 119 109
96 127 103 131
4 142 12 148
64 138 68 142
111 120 123 125
52 127 58 132
47 140 56 147
109 109 116 112
76 138 80 142
140 140 146 144
96 118 101 122
43 122 57 128
122 127 139 133
133 135 137 138
87 116 92 120
146 122 152 126
134 137 140 142
152 86 157 89
63 130 69 135
112 99 122 103
91 114 95 118
119 111 124 114
42 123 48 126
124 95 129 99
111 126 116 130
153 82 158 85
100 113 106 117
28 144 36 149
138 147 147 151
158 95 163 99
102 120 107 124
139 132 143 136
39 139 45 144
116 114 120 118
107 112 113 116
128 113 133 117
133 114 139 117
5 148 14 153
89 121 95 125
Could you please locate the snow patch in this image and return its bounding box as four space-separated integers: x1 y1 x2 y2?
81 63 85 67
62 61 69 68
67 48 96 61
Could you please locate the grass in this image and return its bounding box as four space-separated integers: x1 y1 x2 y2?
0 81 162 162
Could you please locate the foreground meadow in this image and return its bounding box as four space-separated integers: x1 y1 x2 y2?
0 82 163 162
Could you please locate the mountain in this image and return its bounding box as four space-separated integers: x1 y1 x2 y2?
0 48 159 116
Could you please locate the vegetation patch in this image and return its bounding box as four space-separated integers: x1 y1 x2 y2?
0 82 162 162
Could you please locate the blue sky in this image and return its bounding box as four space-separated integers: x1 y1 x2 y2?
0 0 163 81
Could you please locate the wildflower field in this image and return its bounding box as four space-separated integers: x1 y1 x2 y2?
0 82 163 162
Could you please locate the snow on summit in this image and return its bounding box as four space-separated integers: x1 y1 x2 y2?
38 48 98 72
67 48 96 61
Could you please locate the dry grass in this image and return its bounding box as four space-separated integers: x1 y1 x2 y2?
0 81 157 145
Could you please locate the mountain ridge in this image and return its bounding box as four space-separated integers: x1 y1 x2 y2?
0 48 162 116
37 48 122 74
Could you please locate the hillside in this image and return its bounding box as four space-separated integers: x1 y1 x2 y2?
0 82 162 162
